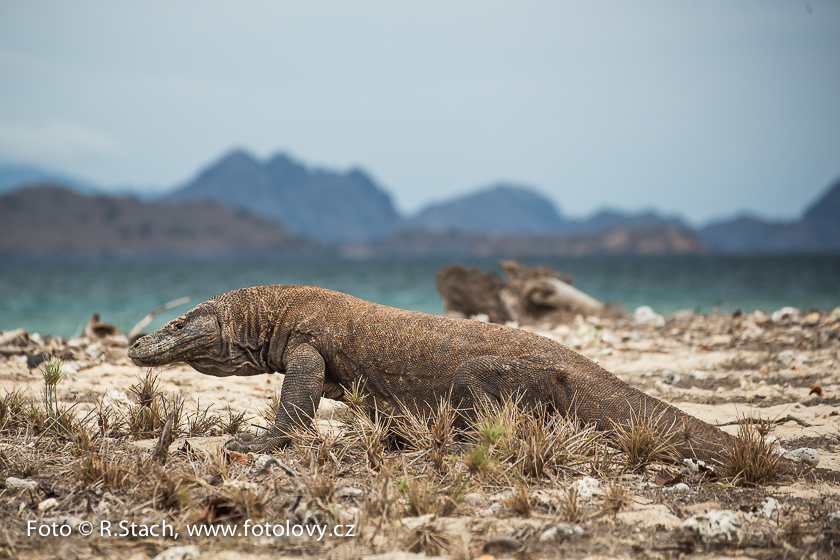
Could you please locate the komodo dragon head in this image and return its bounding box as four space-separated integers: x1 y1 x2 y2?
128 299 265 377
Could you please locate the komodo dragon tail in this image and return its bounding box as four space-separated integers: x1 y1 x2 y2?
565 366 840 483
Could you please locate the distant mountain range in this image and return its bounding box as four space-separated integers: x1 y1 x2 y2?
0 184 313 257
0 150 838 256
699 178 840 253
168 151 399 242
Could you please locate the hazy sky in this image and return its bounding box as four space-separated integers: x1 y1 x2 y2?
1 1 838 224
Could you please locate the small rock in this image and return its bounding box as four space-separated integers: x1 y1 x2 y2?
783 447 820 467
570 477 603 499
762 497 786 518
38 498 58 511
689 369 708 380
539 523 583 543
488 502 503 514
634 306 665 327
682 510 743 542
661 370 682 385
26 352 51 369
670 309 695 321
777 350 795 366
827 510 840 521
471 314 490 323
153 546 201 560
42 517 83 531
667 483 690 493
482 536 524 555
336 487 363 498
222 479 258 491
771 306 799 322
5 477 38 493
461 492 484 506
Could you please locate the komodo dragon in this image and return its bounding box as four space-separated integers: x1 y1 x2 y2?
128 285 839 482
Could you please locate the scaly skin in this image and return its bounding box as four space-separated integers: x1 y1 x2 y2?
128 285 839 482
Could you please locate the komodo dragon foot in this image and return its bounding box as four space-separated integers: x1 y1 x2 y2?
224 429 287 455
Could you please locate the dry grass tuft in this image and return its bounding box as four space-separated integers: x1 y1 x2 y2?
562 485 584 522
403 519 452 557
293 419 347 468
611 408 681 470
399 471 466 517
722 414 780 486
218 404 248 435
392 398 457 473
599 479 631 516
78 450 136 490
303 466 336 503
504 485 531 517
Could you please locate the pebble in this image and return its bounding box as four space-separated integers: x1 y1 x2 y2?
488 502 503 514
336 487 363 498
661 370 682 385
762 497 786 518
689 369 708 380
38 498 58 511
571 476 603 499
539 523 583 543
634 306 665 327
682 510 743 542
153 546 201 560
771 306 799 322
41 517 83 531
783 447 820 467
5 477 38 493
667 483 690 494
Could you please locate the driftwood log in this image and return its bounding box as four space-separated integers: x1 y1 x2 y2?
436 261 606 325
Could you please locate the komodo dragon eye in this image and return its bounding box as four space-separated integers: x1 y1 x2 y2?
171 320 185 331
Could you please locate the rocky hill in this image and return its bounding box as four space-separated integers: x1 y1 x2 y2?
699 178 840 253
167 150 400 242
0 184 315 257
404 184 566 235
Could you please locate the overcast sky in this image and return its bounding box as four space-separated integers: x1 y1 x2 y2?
1 1 838 224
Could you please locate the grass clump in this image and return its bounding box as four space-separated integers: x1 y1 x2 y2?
722 414 780 486
611 408 681 470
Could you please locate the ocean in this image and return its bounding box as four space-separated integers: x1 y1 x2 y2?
1 255 839 339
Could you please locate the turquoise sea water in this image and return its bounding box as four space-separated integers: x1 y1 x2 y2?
1 255 839 339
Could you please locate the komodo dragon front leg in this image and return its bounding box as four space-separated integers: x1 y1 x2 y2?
226 343 325 454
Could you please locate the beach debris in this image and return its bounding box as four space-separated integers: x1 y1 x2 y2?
84 313 121 339
539 523 583 543
633 305 665 327
809 384 822 396
437 261 605 326
654 469 682 487
129 296 191 338
782 447 820 467
681 510 743 542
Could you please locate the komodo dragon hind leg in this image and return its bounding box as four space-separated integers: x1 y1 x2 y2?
224 343 325 454
451 355 562 428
